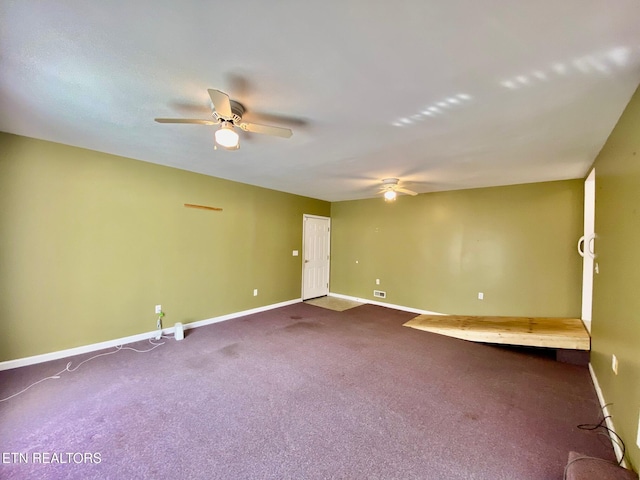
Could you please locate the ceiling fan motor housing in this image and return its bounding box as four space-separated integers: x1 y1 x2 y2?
378 178 418 197
214 100 245 124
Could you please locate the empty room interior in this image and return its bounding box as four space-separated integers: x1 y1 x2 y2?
1 2 639 479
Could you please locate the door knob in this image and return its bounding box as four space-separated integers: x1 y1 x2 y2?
577 235 585 257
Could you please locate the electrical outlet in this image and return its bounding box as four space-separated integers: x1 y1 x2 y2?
611 354 618 375
292 250 299 256
253 289 258 296
478 292 484 300
155 305 162 314
376 279 380 285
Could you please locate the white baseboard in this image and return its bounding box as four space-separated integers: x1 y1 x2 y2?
182 298 301 331
0 298 302 372
588 362 628 468
328 292 446 316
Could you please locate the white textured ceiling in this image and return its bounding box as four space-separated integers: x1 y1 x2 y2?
1 1 640 201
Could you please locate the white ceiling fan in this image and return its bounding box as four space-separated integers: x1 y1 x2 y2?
379 178 418 202
155 89 293 150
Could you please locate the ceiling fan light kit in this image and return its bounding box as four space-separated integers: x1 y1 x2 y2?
155 88 293 151
380 177 418 202
214 122 239 148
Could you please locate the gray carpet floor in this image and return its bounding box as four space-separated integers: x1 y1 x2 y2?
0 303 616 479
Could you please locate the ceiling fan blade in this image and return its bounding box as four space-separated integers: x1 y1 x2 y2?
396 187 418 196
239 122 293 138
208 89 232 118
155 118 218 125
246 111 309 128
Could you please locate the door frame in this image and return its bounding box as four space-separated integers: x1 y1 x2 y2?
301 214 331 300
580 168 596 333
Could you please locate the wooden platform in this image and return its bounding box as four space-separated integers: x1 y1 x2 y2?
403 315 590 350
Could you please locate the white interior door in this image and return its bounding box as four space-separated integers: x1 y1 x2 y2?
579 168 596 333
302 215 330 300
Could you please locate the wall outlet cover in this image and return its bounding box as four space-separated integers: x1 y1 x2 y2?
155 305 162 314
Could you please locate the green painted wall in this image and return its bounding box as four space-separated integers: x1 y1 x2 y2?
330 180 583 317
591 84 640 470
4 92 638 467
0 133 329 361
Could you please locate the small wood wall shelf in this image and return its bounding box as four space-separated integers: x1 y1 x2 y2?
184 203 223 212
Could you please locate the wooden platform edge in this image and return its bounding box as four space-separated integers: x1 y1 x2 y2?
403 315 591 351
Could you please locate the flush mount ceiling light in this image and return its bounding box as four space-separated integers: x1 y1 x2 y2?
214 122 239 149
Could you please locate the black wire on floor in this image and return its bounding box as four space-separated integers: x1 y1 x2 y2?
577 408 626 466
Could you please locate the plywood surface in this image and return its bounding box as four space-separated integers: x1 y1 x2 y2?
403 315 590 350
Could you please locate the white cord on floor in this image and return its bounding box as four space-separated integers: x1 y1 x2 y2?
0 338 165 403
